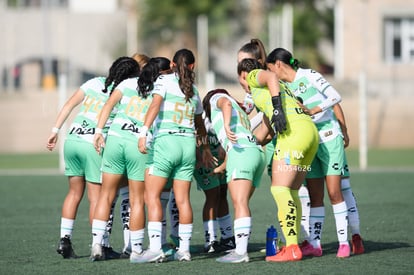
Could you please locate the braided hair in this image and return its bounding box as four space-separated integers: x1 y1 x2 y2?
138 57 171 99
102 56 140 94
237 58 263 75
266 48 300 71
172 49 195 103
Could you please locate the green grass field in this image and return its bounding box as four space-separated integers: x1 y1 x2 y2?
0 153 413 274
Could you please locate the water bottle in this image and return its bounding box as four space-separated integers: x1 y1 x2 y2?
266 225 277 256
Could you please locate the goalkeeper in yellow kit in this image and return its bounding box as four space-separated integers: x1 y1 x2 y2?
237 58 319 262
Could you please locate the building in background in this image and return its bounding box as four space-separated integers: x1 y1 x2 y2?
335 0 414 94
2 0 413 94
0 0 129 92
332 0 414 149
0 0 413 152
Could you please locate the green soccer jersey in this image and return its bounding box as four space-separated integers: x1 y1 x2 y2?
287 68 341 143
108 77 152 142
66 77 114 143
151 73 203 138
209 93 261 152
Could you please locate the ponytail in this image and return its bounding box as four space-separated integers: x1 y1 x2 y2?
172 49 195 103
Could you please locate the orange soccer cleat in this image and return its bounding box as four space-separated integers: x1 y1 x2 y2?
265 244 302 262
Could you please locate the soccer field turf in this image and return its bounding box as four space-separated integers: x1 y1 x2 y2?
0 170 413 274
1 148 414 170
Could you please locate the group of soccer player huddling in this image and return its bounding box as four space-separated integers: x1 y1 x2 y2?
46 38 364 264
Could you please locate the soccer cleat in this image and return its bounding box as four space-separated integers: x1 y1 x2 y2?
300 240 323 257
56 236 76 259
266 244 302 262
336 243 351 258
120 250 131 259
174 250 191 261
216 250 249 263
90 243 103 261
162 243 175 257
102 246 121 260
129 251 143 263
130 249 166 263
351 234 365 255
220 236 236 251
204 241 222 253
299 240 310 248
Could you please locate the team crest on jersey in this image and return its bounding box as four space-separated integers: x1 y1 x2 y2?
297 82 307 94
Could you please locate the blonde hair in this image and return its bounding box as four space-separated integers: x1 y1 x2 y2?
131 53 150 68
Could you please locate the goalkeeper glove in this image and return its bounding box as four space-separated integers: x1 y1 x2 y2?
271 95 287 134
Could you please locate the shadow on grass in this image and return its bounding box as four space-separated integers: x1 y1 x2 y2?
194 242 267 262
316 240 411 255
183 243 266 261
199 240 412 261
54 240 412 263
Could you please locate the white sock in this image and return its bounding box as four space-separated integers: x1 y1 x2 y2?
168 191 179 238
178 223 193 252
130 229 145 254
60 217 74 238
298 185 310 241
160 191 170 245
341 178 360 235
234 217 251 255
332 201 349 245
148 221 162 252
217 214 234 240
309 207 325 248
92 219 108 246
119 186 131 252
203 220 217 246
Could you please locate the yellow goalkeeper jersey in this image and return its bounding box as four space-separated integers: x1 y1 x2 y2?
246 69 312 129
